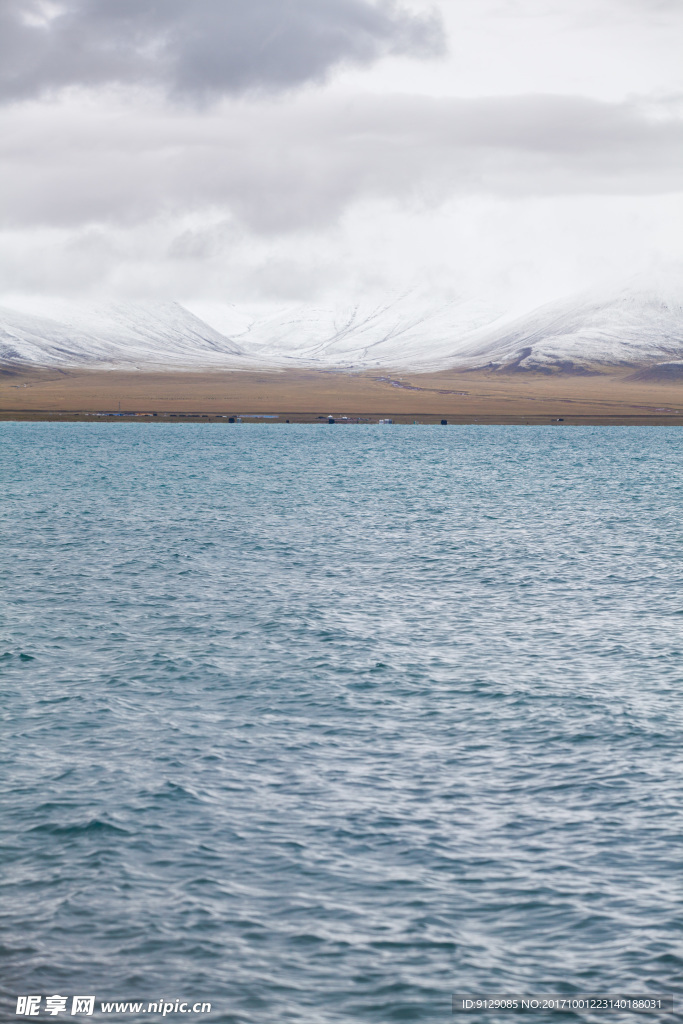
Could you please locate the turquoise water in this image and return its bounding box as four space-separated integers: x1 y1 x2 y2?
1 424 682 1023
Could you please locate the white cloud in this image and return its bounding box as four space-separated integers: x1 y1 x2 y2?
333 0 683 102
0 0 681 313
2 191 682 314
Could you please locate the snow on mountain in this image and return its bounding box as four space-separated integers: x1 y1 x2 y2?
454 284 683 372
205 292 507 369
1 282 682 373
0 300 245 369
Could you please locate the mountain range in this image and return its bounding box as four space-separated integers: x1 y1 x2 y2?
1 282 682 374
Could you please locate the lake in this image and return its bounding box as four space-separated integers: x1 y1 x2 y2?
1 424 681 1022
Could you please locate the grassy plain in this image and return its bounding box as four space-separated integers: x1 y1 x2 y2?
1 365 682 424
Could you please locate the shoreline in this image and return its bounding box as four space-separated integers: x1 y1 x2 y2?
2 413 683 426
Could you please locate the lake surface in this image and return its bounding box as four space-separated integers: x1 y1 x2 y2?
1 424 682 1023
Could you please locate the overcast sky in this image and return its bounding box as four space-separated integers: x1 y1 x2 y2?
1 0 682 314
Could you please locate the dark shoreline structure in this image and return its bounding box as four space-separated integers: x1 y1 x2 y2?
2 411 683 426
1 364 682 426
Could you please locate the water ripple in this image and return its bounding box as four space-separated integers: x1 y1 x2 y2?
1 424 682 1022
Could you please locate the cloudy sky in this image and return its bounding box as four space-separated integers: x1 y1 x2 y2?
1 0 682 317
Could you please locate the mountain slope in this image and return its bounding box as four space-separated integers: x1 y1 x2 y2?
217 293 506 369
455 286 683 372
0 300 245 369
1 284 682 373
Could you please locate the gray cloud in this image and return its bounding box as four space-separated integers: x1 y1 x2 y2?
0 0 444 102
0 93 681 235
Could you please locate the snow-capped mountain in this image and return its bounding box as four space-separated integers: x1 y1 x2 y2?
0 300 245 369
0 292 508 371
1 282 682 373
452 284 683 372
208 292 507 369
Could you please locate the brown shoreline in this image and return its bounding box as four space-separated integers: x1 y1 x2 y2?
1 366 683 425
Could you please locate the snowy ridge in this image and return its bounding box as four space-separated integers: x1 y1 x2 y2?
0 300 246 369
1 282 682 372
218 293 507 369
456 284 683 371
